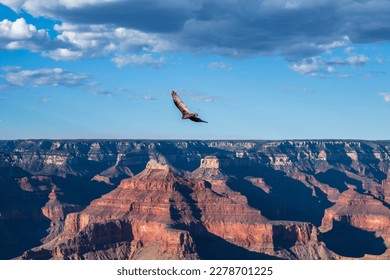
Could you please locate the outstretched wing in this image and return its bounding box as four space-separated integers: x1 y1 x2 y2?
189 116 208 123
172 91 190 116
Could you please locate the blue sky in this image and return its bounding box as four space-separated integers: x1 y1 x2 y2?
0 0 389 140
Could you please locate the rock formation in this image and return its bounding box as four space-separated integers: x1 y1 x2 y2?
319 189 390 258
20 158 334 260
381 170 390 205
22 160 199 259
91 153 134 185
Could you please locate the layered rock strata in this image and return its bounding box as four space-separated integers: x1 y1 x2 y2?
21 158 333 259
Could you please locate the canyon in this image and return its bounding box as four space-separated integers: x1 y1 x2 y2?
0 139 389 259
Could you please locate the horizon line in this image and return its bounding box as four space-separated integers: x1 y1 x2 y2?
0 138 389 142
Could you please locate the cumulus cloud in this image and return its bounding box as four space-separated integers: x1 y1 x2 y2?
380 93 390 103
113 27 172 52
112 54 165 68
0 17 35 39
1 0 390 65
40 23 173 61
0 18 50 51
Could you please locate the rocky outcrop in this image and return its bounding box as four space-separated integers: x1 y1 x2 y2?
319 189 390 258
320 189 390 236
189 155 228 181
41 187 83 221
91 154 134 185
381 171 390 204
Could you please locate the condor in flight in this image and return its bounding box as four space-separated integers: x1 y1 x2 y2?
171 90 208 123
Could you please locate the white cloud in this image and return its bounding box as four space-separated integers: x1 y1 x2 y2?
54 0 116 9
345 55 369 66
42 48 83 60
327 66 336 73
318 36 350 52
0 0 25 12
85 83 113 96
1 0 117 12
1 0 389 70
53 23 171 52
113 27 172 52
291 53 370 77
112 54 165 68
0 66 113 96
327 55 369 66
2 67 89 87
344 46 355 53
126 92 157 101
0 18 35 39
380 93 390 103
290 57 319 74
2 66 21 72
208 61 232 70
142 95 156 101
42 23 172 62
0 18 49 51
0 16 173 65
